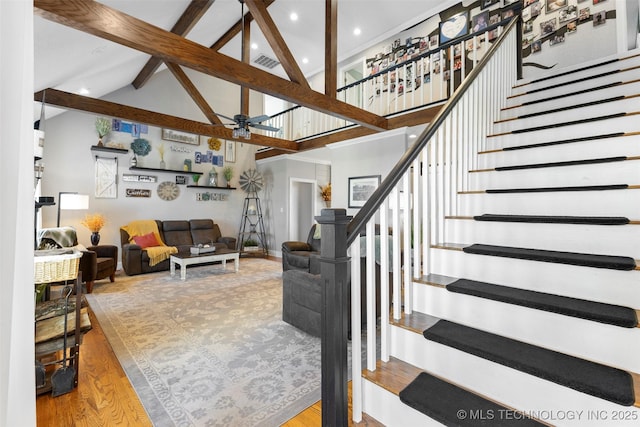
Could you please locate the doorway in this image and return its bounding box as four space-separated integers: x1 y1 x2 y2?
341 58 364 108
289 178 317 241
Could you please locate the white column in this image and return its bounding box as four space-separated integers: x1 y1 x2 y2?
0 0 37 426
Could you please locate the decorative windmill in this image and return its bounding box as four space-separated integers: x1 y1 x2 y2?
237 169 267 256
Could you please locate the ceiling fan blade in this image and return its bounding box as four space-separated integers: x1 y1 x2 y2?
249 123 280 132
247 115 270 124
214 113 237 123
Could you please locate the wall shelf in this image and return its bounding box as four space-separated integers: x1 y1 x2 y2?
90 145 129 154
130 166 202 175
186 185 236 190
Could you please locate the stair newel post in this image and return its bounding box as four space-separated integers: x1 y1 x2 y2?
316 208 352 427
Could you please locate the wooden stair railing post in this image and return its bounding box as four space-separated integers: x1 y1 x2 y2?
316 208 352 427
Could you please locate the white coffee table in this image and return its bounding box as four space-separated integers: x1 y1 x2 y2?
170 249 239 280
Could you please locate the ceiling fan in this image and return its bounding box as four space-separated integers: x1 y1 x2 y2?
214 0 280 139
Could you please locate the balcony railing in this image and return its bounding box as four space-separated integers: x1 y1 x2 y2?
261 19 513 143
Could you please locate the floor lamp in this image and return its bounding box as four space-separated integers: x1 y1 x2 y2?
57 192 89 227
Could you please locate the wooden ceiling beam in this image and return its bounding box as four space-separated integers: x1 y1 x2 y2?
164 62 224 125
132 0 215 89
34 0 388 131
325 0 337 98
34 89 299 151
244 0 309 88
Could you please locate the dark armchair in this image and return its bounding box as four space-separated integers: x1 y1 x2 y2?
79 245 118 293
281 224 395 336
281 224 322 273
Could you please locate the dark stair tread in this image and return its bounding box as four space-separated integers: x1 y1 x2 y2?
497 132 628 152
423 320 636 406
447 278 638 328
489 112 629 136
473 214 630 225
484 184 629 194
493 156 628 171
462 244 637 271
500 95 628 122
400 372 546 426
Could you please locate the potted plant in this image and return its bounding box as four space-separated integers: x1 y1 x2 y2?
319 182 331 207
192 174 201 186
243 238 259 251
81 213 106 246
223 166 234 187
95 117 111 146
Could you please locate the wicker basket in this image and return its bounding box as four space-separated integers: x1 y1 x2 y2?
34 251 82 284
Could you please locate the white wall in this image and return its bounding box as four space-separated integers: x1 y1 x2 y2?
40 68 263 251
1 0 37 425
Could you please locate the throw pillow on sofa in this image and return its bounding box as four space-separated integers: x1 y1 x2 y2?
133 232 160 248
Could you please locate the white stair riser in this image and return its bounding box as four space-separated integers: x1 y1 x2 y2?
501 82 640 120
444 219 640 258
477 134 640 169
456 189 640 218
361 380 441 426
412 284 640 372
509 55 640 97
390 326 640 427
428 248 640 306
485 116 638 149
492 98 640 134
467 161 640 189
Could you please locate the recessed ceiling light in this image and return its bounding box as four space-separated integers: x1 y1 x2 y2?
353 27 361 36
79 87 90 95
302 57 309 64
251 42 258 50
290 12 298 21
409 134 417 139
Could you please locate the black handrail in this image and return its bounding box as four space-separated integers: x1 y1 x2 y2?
345 16 520 246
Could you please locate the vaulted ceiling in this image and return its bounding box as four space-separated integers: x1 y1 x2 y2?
34 0 454 153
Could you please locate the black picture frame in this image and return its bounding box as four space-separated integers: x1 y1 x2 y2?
348 175 381 208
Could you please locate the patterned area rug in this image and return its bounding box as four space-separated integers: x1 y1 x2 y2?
86 258 323 427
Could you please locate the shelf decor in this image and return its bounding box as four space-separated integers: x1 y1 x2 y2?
95 117 111 147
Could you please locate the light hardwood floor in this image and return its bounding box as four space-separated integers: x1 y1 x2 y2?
36 265 383 426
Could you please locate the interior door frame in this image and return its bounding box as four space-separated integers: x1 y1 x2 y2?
288 177 318 242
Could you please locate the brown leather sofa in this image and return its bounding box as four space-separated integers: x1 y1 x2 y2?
120 219 236 275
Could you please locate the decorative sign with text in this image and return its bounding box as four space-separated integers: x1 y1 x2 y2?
126 188 152 198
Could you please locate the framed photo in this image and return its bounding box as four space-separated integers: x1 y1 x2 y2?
540 18 557 38
348 175 381 208
439 12 468 45
593 10 606 26
225 140 236 163
480 0 500 10
471 11 489 33
559 5 577 23
161 128 199 145
546 0 568 14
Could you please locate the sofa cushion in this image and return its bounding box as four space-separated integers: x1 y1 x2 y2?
189 219 222 245
286 251 315 271
132 232 160 248
162 220 193 247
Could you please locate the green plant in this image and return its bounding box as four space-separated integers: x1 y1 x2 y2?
192 174 201 184
243 239 258 247
223 166 234 182
95 117 111 138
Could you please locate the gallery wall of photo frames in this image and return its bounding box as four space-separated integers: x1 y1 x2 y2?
521 0 612 56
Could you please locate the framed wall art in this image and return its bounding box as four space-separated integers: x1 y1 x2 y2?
95 156 117 198
225 140 236 163
348 175 381 208
439 12 468 45
161 128 200 145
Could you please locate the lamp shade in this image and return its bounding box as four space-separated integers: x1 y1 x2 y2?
59 193 89 210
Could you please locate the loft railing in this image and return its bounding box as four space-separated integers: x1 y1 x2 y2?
315 16 521 426
262 18 516 143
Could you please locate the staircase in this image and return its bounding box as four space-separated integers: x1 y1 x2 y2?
355 48 640 426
